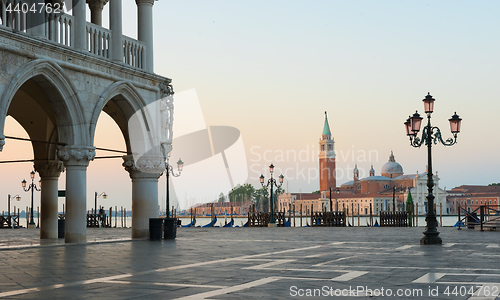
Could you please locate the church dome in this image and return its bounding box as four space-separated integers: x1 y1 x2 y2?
381 151 403 178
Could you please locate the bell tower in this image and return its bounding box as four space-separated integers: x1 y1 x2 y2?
319 111 336 192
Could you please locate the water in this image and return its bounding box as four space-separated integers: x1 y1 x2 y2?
178 215 460 227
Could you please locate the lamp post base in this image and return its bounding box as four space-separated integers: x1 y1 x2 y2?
28 223 36 229
420 232 442 245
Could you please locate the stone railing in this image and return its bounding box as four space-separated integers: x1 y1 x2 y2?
123 35 145 69
46 12 73 47
86 22 111 59
0 2 147 71
0 0 29 32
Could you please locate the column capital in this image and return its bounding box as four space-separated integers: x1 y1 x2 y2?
123 155 163 179
58 146 96 167
136 0 155 5
87 0 108 10
34 160 64 178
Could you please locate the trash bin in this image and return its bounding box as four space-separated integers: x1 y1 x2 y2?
149 218 163 241
58 219 65 239
164 218 177 240
467 212 477 229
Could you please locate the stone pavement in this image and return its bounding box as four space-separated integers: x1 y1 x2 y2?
0 227 499 299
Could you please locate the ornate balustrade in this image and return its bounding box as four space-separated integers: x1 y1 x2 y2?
123 35 145 69
0 2 147 70
86 22 111 59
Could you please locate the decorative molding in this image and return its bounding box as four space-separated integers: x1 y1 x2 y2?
58 146 96 166
123 155 163 179
34 160 65 178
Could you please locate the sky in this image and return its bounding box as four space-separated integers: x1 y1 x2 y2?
1 0 500 212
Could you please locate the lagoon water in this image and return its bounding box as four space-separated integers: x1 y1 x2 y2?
177 215 460 227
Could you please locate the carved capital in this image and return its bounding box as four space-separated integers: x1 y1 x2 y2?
123 155 163 179
58 146 96 167
86 0 108 10
34 160 64 178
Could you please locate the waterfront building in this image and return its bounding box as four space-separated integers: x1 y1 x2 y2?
0 0 172 242
446 185 500 214
191 201 253 216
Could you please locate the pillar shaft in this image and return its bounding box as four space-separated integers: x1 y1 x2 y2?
58 147 95 243
132 177 159 238
110 0 123 62
29 0 45 37
88 0 108 26
123 155 163 239
34 160 64 239
136 0 154 72
73 0 87 50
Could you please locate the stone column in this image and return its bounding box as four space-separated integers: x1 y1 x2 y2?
87 0 108 26
73 0 87 50
123 155 163 238
136 0 154 72
58 146 95 243
110 0 123 62
29 0 46 37
34 160 64 239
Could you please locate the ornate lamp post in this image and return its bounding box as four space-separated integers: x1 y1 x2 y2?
95 192 107 213
7 194 21 216
165 158 183 218
259 163 284 225
22 170 41 228
405 93 462 245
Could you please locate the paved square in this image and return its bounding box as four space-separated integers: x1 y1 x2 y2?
0 227 499 299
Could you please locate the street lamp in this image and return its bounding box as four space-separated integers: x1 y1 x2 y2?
260 163 284 224
7 194 21 216
405 92 462 245
165 158 183 218
95 192 107 213
22 170 41 228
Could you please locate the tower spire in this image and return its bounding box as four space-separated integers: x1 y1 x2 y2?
322 111 332 140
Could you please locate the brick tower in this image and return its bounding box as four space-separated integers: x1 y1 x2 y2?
319 111 336 192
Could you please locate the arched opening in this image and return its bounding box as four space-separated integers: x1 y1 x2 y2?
87 111 131 221
0 116 37 222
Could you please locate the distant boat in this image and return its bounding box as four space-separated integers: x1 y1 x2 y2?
182 219 196 228
202 216 218 228
373 220 380 227
223 219 234 228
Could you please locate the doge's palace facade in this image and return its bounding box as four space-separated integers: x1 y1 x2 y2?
0 0 172 242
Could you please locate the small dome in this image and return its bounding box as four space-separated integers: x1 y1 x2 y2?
381 151 403 178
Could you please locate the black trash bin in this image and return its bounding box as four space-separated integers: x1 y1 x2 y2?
467 212 478 229
149 218 163 241
164 218 177 240
58 219 65 239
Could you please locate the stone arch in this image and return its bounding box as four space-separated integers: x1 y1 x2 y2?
90 81 148 153
0 59 88 150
